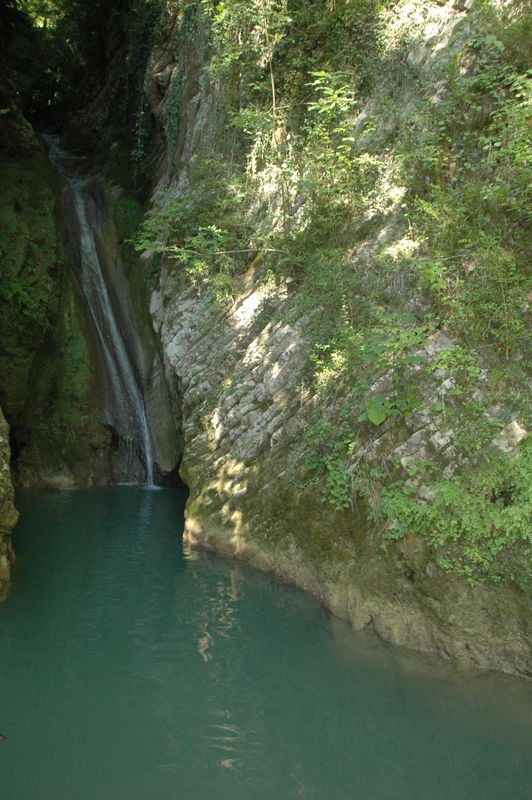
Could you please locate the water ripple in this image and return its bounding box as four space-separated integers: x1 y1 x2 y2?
1 487 530 800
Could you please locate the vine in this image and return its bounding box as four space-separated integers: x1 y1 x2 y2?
167 0 202 175
126 1 166 177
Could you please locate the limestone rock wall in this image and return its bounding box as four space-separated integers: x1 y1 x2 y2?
0 150 114 489
144 0 531 675
151 269 531 677
0 54 118 488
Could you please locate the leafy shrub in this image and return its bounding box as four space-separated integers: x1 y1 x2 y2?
375 441 532 590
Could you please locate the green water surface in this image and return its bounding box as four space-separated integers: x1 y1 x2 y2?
0 487 530 799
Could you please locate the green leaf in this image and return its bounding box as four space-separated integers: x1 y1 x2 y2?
365 399 388 426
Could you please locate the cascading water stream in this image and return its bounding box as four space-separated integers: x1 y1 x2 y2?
45 136 154 485
69 179 154 485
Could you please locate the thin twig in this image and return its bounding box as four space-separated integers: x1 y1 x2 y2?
168 247 290 257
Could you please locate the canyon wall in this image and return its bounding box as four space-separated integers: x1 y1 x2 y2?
142 0 531 675
150 252 531 676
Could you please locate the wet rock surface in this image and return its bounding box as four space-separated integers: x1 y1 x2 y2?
0 408 18 599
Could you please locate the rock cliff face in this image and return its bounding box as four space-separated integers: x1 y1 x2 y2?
144 0 531 675
0 142 115 490
0 408 17 599
151 269 531 676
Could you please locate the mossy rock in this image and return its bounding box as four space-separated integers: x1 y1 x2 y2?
0 149 63 422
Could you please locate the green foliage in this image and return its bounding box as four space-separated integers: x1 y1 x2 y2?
17 0 67 26
375 441 532 590
0 152 65 428
291 415 354 511
391 13 531 363
204 0 291 78
409 73 531 360
364 398 389 426
12 0 164 171
14 0 120 120
116 1 165 180
0 158 59 330
113 195 144 274
279 0 531 580
134 155 253 294
359 394 420 426
277 0 382 116
167 0 201 175
114 196 143 244
301 70 358 212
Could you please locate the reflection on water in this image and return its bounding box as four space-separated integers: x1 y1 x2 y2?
0 487 530 800
184 539 242 664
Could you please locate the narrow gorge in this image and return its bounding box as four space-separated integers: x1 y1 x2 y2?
1 0 530 681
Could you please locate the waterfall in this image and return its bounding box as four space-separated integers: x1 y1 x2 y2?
42 136 155 484
69 178 154 485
